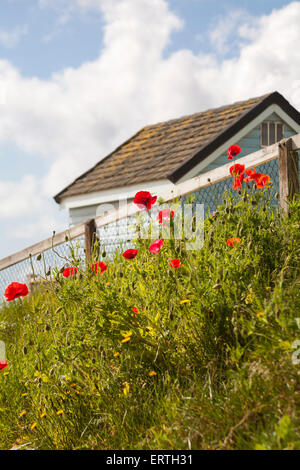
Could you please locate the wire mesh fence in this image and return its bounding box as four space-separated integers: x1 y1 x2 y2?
0 150 299 301
0 236 85 301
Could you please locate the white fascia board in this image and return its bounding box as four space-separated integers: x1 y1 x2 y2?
178 104 300 182
60 179 175 209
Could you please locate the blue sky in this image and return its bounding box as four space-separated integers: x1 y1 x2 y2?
1 0 293 78
0 0 300 260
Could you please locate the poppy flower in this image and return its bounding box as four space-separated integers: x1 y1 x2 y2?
133 191 157 210
170 259 183 269
0 360 8 372
132 307 139 316
226 237 241 247
227 145 241 160
229 163 245 177
244 168 257 181
244 169 272 188
157 209 174 226
256 174 272 189
149 239 164 254
92 262 107 274
4 282 29 302
62 267 77 278
123 249 138 259
232 174 244 190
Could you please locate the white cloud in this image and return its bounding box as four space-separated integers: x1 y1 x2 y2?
209 10 255 55
0 25 28 48
0 175 42 219
1 0 300 257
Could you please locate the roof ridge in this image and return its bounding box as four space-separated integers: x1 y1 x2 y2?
143 93 271 129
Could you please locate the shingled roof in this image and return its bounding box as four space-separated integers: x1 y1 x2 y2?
54 91 300 203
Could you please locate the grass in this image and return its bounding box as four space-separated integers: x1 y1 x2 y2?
0 187 300 450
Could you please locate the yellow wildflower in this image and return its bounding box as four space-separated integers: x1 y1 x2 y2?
121 337 131 343
180 300 190 305
40 412 46 418
149 371 157 377
30 422 37 430
21 393 28 397
257 312 265 318
114 352 120 357
56 410 64 416
3 372 9 376
19 410 27 417
266 286 271 291
123 383 130 396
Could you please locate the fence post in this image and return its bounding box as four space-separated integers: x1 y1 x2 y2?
84 219 98 260
278 138 299 213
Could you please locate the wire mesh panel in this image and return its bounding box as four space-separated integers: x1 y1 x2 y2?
97 215 138 258
182 157 281 216
0 236 85 301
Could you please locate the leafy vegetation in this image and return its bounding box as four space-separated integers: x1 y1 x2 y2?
0 188 300 450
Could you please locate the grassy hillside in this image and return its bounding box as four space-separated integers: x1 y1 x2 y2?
0 188 300 450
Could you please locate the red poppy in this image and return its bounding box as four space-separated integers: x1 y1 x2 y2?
256 174 272 189
149 239 164 254
0 361 8 372
92 262 107 274
157 209 174 226
244 168 257 181
62 267 77 278
133 191 157 210
170 259 183 269
4 282 29 302
232 173 244 190
123 249 138 259
244 168 272 188
226 237 241 247
230 163 245 177
132 307 139 316
227 145 241 160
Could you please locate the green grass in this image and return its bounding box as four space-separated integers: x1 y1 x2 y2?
0 188 300 450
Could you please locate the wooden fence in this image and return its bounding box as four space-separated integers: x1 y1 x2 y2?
0 134 299 274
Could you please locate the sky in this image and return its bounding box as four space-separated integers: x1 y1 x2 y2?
0 0 300 259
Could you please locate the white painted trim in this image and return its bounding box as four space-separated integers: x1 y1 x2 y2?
61 179 175 209
178 105 300 181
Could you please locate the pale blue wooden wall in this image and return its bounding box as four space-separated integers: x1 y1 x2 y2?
198 112 296 174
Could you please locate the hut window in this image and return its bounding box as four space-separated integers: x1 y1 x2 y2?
260 121 284 147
